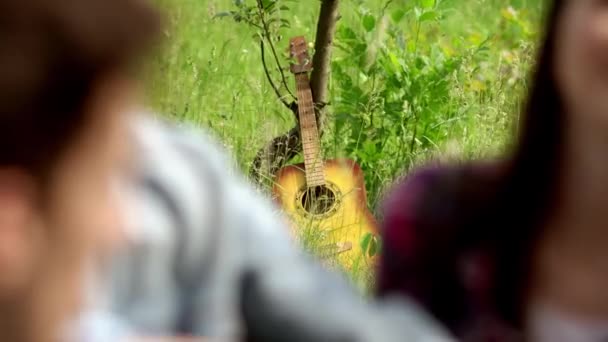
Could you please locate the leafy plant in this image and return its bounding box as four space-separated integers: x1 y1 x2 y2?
324 0 535 207
329 1 467 205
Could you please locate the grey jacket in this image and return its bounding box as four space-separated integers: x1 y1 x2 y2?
75 115 452 342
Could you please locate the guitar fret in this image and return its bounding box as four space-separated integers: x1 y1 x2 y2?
306 169 324 175
307 177 325 182
307 181 325 185
306 172 325 178
307 176 325 182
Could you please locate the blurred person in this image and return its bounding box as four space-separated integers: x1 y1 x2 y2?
0 0 159 341
377 0 608 341
0 1 454 342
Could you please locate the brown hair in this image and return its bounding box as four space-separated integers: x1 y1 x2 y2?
0 0 160 176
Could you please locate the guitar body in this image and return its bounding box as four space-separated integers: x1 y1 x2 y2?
273 158 378 269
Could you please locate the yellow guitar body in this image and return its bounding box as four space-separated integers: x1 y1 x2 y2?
273 158 378 270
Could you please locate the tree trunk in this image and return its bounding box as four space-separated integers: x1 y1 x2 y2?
310 0 339 127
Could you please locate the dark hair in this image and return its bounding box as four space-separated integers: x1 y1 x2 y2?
0 0 160 176
488 0 564 326
409 0 567 332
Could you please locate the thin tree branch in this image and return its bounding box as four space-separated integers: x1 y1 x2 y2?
381 0 394 15
260 40 293 111
256 0 295 100
242 18 263 30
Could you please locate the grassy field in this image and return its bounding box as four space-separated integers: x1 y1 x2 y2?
145 0 545 290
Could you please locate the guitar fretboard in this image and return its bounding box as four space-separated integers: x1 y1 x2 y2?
295 73 326 187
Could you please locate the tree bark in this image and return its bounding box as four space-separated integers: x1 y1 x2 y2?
310 0 340 122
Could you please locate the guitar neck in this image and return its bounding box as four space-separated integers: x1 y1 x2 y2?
295 73 325 187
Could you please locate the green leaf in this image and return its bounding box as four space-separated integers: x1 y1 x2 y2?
407 39 416 53
368 235 379 257
358 71 370 84
362 14 376 32
391 8 406 22
213 11 233 19
388 52 402 70
336 26 357 43
501 6 517 21
362 140 377 155
359 232 373 255
420 0 435 9
415 55 430 68
419 10 438 22
261 0 274 9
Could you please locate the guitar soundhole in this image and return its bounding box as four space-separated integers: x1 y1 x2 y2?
300 186 336 215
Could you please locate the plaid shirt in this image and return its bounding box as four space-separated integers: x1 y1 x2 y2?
377 166 525 342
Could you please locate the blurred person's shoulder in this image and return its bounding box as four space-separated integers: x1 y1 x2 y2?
123 111 237 253
125 110 286 255
382 160 504 232
131 111 235 176
128 110 274 216
103 111 249 335
378 160 506 316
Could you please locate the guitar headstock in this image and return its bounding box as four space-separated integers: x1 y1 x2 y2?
289 36 311 74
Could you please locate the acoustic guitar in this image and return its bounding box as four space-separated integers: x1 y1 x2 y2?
273 36 378 269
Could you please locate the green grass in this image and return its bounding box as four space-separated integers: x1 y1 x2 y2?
145 0 544 291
